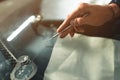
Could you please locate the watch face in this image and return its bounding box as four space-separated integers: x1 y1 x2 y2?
10 55 38 80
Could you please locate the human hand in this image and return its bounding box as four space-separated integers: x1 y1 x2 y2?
57 3 114 38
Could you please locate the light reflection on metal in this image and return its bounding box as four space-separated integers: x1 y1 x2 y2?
7 15 36 42
34 15 42 22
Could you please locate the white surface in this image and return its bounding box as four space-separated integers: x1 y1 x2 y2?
44 34 114 80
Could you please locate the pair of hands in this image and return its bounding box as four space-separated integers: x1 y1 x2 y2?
57 3 114 38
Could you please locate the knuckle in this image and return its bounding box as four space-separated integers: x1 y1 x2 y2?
77 18 82 22
76 18 83 25
78 3 88 8
66 14 71 19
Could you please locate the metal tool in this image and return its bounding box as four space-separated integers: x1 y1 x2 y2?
49 25 72 40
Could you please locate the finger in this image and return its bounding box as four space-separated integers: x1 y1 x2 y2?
70 31 75 37
59 30 69 38
59 26 73 38
57 11 78 33
59 32 69 38
69 28 75 37
57 19 69 33
57 3 89 33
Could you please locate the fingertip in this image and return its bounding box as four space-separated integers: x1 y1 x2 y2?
70 30 75 37
56 28 60 33
59 34 67 38
59 29 70 38
57 24 67 33
70 33 75 37
57 25 63 33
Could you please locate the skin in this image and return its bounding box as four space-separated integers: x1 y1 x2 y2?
57 3 120 38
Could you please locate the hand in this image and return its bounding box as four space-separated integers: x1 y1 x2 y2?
57 3 114 38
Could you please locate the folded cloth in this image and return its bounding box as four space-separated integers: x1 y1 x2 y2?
44 34 114 80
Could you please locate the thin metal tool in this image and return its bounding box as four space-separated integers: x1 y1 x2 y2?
49 25 72 40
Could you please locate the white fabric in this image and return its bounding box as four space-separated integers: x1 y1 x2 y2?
44 34 114 80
